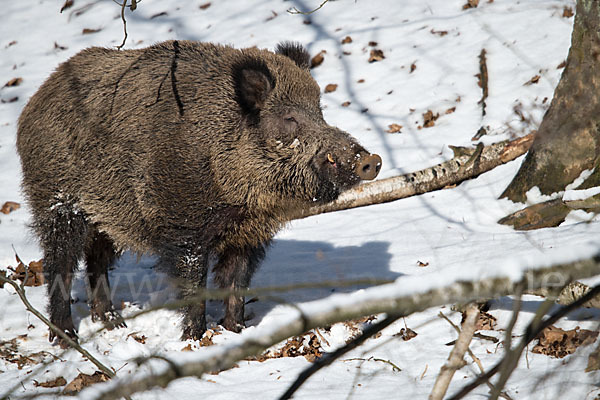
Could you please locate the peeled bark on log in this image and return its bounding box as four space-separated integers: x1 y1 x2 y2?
300 133 534 218
501 0 600 202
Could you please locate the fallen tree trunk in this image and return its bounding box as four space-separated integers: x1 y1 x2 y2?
301 133 534 218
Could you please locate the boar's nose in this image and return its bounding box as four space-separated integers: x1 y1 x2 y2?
355 153 382 180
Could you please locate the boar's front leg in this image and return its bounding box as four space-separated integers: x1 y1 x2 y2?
162 245 209 340
84 228 125 329
213 245 266 332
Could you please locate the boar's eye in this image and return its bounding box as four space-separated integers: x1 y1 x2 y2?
284 116 297 124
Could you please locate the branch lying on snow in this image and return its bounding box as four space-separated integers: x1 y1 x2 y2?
301 133 534 217
93 253 600 400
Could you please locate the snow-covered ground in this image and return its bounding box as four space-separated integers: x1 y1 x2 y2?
1 0 599 398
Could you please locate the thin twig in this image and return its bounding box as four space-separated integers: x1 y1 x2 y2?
0 274 115 379
116 0 128 50
287 0 329 15
429 304 478 400
439 310 513 400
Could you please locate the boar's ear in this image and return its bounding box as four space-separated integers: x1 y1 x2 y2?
275 41 310 70
233 58 275 114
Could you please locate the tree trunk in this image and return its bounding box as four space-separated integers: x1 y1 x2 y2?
501 0 600 202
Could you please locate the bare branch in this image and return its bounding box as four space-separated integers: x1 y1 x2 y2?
429 303 478 400
0 274 115 379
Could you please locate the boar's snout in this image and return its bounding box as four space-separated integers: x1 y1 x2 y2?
355 153 382 180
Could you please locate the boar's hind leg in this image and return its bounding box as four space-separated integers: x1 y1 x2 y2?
213 245 266 333
36 198 87 348
84 228 125 329
162 246 209 340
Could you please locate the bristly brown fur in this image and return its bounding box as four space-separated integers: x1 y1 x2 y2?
16 40 377 344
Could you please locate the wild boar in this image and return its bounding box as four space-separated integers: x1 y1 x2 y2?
16 40 381 347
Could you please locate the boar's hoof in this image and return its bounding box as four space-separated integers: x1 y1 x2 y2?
49 326 79 349
91 309 127 330
181 322 207 341
221 318 245 333
356 153 382 180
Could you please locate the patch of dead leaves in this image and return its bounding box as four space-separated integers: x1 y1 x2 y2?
63 372 110 395
532 325 598 359
1 201 20 214
341 36 352 44
0 337 50 369
34 376 67 388
251 331 323 363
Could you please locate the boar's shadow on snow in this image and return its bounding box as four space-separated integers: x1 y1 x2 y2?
67 239 396 329
16 40 382 347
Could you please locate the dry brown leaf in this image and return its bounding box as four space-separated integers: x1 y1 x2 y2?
410 62 417 73
532 325 598 358
368 41 378 47
466 310 497 330
462 0 479 9
34 376 67 388
10 259 45 287
181 343 194 351
1 201 20 214
310 50 326 68
199 2 211 10
445 107 456 114
386 123 403 133
341 101 351 107
524 75 541 85
324 84 338 93
82 28 101 35
395 327 418 341
416 260 429 267
341 36 352 44
60 0 74 13
63 372 110 395
563 6 574 18
430 29 448 37
357 78 365 83
368 49 385 63
423 110 439 128
4 78 22 87
250 331 323 362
